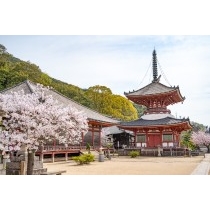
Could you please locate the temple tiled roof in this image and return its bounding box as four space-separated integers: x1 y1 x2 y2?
120 117 190 127
124 81 182 97
102 126 134 135
0 80 119 124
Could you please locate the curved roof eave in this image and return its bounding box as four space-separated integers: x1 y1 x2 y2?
124 82 175 96
125 82 185 101
119 117 192 129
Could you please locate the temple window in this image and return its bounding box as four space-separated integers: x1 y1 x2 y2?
163 134 173 141
136 134 146 142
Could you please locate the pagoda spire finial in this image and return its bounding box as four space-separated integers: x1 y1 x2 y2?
152 49 158 82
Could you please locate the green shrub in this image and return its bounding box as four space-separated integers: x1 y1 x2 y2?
86 143 91 154
129 150 140 158
72 153 95 165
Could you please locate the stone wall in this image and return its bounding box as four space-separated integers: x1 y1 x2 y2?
6 155 47 175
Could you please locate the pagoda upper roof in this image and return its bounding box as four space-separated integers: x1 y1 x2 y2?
125 81 184 99
124 81 186 106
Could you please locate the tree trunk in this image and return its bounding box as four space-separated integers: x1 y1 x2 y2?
27 149 35 175
207 145 210 153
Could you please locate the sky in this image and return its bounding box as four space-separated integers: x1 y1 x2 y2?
1 35 210 126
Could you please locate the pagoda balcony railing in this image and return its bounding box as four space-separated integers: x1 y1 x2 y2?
145 107 171 114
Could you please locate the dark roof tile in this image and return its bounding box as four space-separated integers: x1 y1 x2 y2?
120 117 190 127
125 82 178 96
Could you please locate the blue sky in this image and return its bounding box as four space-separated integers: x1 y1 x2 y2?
1 35 210 126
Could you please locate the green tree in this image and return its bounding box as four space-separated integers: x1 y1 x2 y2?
191 121 206 132
39 73 52 86
85 85 112 113
133 103 146 118
108 95 138 121
180 130 196 150
0 44 7 54
85 85 138 121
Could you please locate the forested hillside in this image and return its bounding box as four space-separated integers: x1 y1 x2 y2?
0 44 143 121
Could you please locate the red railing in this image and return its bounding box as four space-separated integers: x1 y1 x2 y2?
37 145 99 152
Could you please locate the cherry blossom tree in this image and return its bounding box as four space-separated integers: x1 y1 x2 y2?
191 131 210 153
0 84 88 174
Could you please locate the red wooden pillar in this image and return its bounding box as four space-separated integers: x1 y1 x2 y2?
160 129 163 147
145 129 148 148
177 132 181 147
91 125 94 148
134 129 137 147
172 130 176 147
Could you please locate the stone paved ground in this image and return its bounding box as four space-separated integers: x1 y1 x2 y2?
191 153 210 175
43 155 205 175
1 155 209 175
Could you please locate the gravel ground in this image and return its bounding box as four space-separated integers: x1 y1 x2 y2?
43 156 204 175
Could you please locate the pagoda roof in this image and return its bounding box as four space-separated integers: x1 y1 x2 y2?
124 81 185 106
125 81 184 99
119 116 192 130
0 80 119 126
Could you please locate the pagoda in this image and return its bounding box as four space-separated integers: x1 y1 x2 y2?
119 49 192 148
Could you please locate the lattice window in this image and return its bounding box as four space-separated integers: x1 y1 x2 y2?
136 135 146 142
163 134 173 141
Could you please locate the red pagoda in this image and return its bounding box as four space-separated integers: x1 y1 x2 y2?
119 49 192 148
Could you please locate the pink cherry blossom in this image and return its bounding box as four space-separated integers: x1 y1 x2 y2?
0 84 88 151
191 131 210 153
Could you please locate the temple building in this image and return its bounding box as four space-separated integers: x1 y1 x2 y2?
119 49 192 148
102 126 134 149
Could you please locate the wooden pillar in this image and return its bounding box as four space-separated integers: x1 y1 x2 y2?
134 129 137 147
145 129 148 148
172 131 176 147
177 132 181 147
160 129 163 147
91 125 94 148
